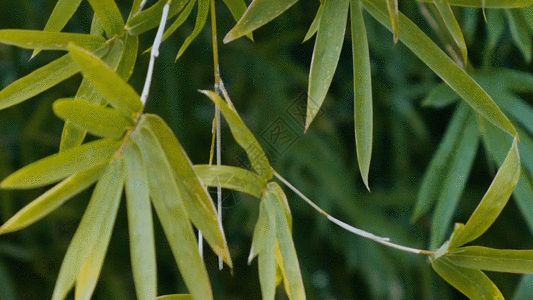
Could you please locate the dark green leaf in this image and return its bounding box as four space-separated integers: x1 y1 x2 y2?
175 0 211 60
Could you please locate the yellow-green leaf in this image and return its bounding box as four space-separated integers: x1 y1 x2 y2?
132 126 213 300
361 0 517 137
419 0 533 7
432 256 504 299
306 0 349 130
200 90 272 180
449 137 520 249
222 0 253 40
258 205 277 300
159 0 196 44
385 0 399 43
87 0 125 37
434 0 468 65
51 160 124 300
350 0 372 190
302 3 323 42
124 143 156 300
53 99 133 139
175 0 211 60
446 246 533 274
115 34 139 80
0 165 105 234
0 30 105 51
68 43 143 117
156 295 194 300
126 0 189 36
249 196 272 262
194 165 267 198
223 0 299 43
1 139 119 189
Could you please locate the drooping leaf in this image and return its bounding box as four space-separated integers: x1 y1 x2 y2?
0 166 105 234
385 0 399 43
194 164 267 198
504 9 532 63
222 0 253 40
302 2 323 42
306 0 349 129
253 200 277 300
126 0 189 36
350 0 373 190
159 0 196 44
53 99 133 139
51 160 124 300
0 30 105 51
418 0 533 8
199 90 272 180
223 0 299 43
432 256 504 299
124 143 156 300
249 196 272 262
68 43 143 117
0 139 119 189
133 126 213 300
434 0 468 65
446 246 533 274
142 114 231 266
362 0 517 137
175 0 211 60
486 9 506 53
87 0 125 37
449 137 520 249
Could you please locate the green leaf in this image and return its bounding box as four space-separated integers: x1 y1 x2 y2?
0 166 104 234
175 0 211 60
422 82 459 108
51 160 124 300
513 168 533 233
505 9 532 63
223 0 299 43
251 200 277 300
449 137 520 249
222 0 253 40
302 2 323 42
486 9 505 52
434 0 468 65
124 143 156 300
132 126 213 300
53 99 133 139
126 0 189 36
194 165 267 198
199 90 272 180
0 139 119 189
68 43 143 117
156 295 194 300
159 0 196 44
142 114 232 266
385 0 399 43
446 246 533 274
418 0 533 8
513 274 533 300
432 256 504 299
87 0 125 37
0 30 106 51
362 0 517 137
306 0 349 129
249 196 272 262
350 0 372 190
115 33 139 80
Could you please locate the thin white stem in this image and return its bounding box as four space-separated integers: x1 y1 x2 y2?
140 3 170 105
136 0 149 15
273 169 432 256
216 104 222 270
198 231 204 258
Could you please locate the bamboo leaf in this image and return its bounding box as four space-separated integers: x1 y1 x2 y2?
0 30 105 51
446 246 533 274
87 0 125 37
418 0 533 7
115 33 139 80
302 3 323 42
350 0 373 190
385 0 399 43
199 90 272 180
432 256 504 299
133 127 212 300
486 9 505 52
53 99 133 139
422 82 459 108
434 0 468 65
124 143 156 300
306 0 349 129
222 0 253 40
361 0 517 137
51 160 124 300
175 0 211 60
156 295 194 300
513 274 533 300
194 165 266 198
68 43 143 117
126 0 189 36
159 0 196 44
505 9 532 63
223 0 299 43
0 139 119 189
249 197 272 262
0 166 105 234
449 137 520 249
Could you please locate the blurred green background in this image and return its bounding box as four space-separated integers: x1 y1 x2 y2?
1 1 532 299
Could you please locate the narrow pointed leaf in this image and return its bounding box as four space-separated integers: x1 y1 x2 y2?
249 198 272 262
513 168 533 234
223 0 299 43
222 0 253 40
418 0 533 7
361 0 517 137
194 165 267 198
126 0 189 36
199 90 271 180
350 0 372 190
159 0 196 44
115 34 139 80
302 3 323 42
306 0 349 129
143 114 231 266
175 0 210 60
124 143 157 300
75 159 124 300
432 256 504 299
87 0 125 37
0 166 104 234
486 9 505 52
133 127 212 300
0 30 105 51
68 43 143 117
422 82 459 108
258 214 277 300
434 0 468 65
385 0 399 43
450 137 520 249
505 9 532 63
446 246 533 274
1 139 119 189
53 99 133 139
51 160 124 300
156 295 194 300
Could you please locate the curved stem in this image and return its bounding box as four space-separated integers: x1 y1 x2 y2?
272 169 434 256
